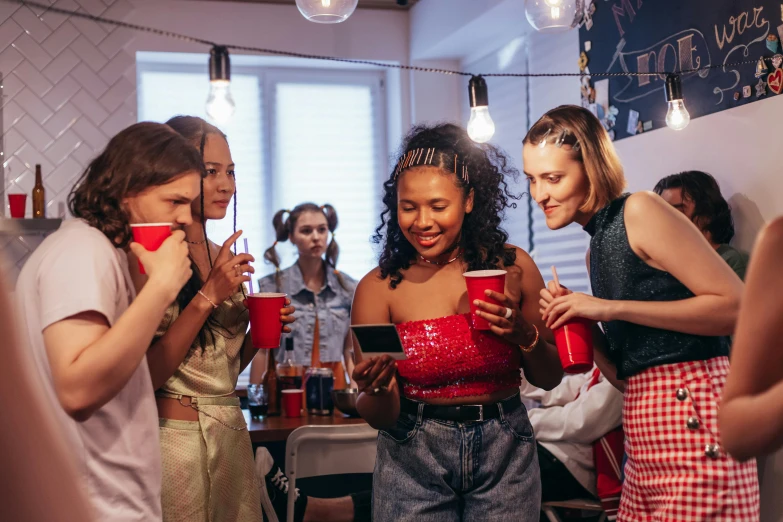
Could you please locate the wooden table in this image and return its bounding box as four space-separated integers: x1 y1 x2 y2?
244 409 366 443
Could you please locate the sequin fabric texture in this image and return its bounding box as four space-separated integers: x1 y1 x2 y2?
396 313 521 399
584 194 730 379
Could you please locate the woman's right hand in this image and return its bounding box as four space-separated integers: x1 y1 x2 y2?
130 230 192 302
353 355 396 395
201 231 254 305
539 281 572 318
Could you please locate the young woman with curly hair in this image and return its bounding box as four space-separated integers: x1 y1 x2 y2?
351 123 563 521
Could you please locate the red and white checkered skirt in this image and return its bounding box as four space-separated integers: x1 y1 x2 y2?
618 357 759 522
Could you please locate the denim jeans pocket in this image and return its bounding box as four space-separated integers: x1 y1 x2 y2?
379 411 420 444
500 405 535 441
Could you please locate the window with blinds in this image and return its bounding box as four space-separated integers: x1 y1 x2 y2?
462 38 532 252
267 70 385 281
462 37 591 292
531 217 591 293
138 67 266 268
137 59 386 283
138 56 388 386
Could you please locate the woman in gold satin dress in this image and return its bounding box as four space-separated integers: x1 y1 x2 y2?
136 116 295 522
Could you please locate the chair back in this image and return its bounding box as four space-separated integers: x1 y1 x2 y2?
284 424 378 521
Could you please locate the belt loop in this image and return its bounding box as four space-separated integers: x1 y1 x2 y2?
416 401 425 426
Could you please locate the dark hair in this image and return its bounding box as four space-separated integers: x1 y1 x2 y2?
68 122 206 247
374 123 519 289
653 170 735 244
166 115 241 351
263 203 348 290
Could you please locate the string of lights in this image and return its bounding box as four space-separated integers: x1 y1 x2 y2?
4 0 766 137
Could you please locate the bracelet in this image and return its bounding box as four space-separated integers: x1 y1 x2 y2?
519 324 539 353
197 290 218 309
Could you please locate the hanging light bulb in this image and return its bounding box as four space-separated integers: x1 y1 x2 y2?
664 74 690 131
524 0 584 33
467 75 495 143
205 46 235 125
295 0 358 23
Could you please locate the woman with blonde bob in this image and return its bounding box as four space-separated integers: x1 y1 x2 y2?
529 105 759 520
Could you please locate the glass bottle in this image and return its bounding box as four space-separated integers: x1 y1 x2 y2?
32 164 45 219
261 350 279 416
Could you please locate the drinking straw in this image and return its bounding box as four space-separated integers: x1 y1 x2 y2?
244 238 254 295
551 265 562 293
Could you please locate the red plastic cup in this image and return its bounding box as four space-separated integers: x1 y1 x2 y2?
553 318 594 374
130 223 172 275
282 389 303 418
246 293 287 349
8 194 26 218
464 270 507 330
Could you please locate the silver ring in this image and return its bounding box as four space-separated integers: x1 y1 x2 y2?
504 307 513 319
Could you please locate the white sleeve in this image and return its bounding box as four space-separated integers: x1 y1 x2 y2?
528 378 624 444
520 372 591 407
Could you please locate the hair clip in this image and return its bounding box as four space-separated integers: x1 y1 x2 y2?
392 148 470 184
572 141 581 152
555 129 568 148
538 128 552 148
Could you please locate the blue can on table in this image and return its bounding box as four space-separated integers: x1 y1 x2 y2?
305 367 334 415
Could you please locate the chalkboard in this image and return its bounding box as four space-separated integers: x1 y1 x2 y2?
578 0 783 140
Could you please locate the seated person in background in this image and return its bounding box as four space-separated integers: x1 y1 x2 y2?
520 366 623 511
654 170 749 280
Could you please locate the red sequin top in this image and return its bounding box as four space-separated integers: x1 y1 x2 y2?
395 313 522 400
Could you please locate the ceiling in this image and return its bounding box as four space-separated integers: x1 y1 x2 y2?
204 0 418 9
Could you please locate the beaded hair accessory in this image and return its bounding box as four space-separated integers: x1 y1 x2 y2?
538 128 581 152
393 148 469 184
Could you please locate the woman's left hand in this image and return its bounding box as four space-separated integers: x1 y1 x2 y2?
279 298 295 333
541 292 613 330
474 290 537 347
243 298 296 333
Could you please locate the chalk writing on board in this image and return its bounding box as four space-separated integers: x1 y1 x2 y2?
713 9 770 104
612 0 645 37
612 30 712 103
714 7 767 50
580 0 779 140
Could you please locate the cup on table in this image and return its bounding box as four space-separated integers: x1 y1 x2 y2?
247 384 268 418
130 223 172 275
8 194 27 218
282 389 303 418
246 293 287 349
553 317 594 374
463 270 507 330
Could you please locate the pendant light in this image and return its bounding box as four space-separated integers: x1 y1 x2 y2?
205 46 235 125
664 74 690 131
524 0 584 33
295 0 358 24
467 76 496 143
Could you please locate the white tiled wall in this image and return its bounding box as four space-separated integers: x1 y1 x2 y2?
0 0 136 284
1 0 136 217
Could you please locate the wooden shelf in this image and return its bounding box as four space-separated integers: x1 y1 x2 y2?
0 218 62 234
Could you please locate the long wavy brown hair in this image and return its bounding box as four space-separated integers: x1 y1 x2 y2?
67 122 206 248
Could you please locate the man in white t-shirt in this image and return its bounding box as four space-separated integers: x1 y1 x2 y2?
15 122 204 521
520 365 623 505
